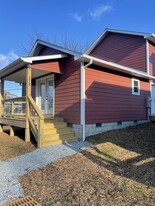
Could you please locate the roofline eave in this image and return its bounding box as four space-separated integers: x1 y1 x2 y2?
78 54 155 80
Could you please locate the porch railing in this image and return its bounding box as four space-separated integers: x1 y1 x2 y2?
3 96 26 118
2 95 44 147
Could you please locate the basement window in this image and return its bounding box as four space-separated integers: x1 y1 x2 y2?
67 123 73 128
132 78 140 95
96 123 102 128
117 121 122 126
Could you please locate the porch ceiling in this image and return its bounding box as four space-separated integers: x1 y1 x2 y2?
0 54 67 81
4 68 52 83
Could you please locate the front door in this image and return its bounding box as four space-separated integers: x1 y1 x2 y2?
151 84 155 114
37 76 54 115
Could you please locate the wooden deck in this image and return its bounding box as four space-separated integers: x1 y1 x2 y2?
0 117 26 128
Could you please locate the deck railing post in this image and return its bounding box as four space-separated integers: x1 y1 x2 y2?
25 65 31 142
0 79 4 117
11 101 14 117
38 119 44 148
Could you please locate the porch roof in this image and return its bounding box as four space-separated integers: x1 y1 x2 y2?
0 54 67 83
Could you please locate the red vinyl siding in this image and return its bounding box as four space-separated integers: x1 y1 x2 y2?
31 60 61 73
55 55 80 124
85 67 150 124
90 33 146 72
149 42 155 76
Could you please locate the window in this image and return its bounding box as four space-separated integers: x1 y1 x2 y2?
67 123 73 128
117 121 122 126
96 123 102 127
132 79 140 95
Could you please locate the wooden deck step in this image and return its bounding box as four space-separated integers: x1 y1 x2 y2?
28 115 78 147
44 115 63 120
44 118 64 123
42 137 78 147
40 116 78 147
43 131 75 141
44 122 67 129
44 127 71 135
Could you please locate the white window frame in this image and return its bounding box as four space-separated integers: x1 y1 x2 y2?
132 78 140 95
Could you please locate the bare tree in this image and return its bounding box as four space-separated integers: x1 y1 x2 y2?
22 30 90 55
22 29 49 55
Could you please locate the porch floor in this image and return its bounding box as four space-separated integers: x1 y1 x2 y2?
0 117 26 128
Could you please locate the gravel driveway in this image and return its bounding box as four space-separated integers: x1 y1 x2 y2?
0 141 92 204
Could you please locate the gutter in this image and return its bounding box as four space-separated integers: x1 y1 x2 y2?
79 54 155 80
80 59 93 141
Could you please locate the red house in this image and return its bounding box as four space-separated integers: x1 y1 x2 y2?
0 28 155 147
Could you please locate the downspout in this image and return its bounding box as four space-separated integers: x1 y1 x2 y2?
80 59 93 141
146 39 149 75
146 39 151 121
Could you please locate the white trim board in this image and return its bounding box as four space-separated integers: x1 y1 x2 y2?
146 39 149 75
22 54 67 63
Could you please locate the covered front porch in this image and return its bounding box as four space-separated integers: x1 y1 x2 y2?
0 55 77 147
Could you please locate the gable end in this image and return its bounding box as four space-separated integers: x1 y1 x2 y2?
90 33 147 72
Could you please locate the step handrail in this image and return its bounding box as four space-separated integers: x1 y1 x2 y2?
27 95 44 147
28 95 44 120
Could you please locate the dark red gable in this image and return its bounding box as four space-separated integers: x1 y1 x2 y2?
90 33 147 72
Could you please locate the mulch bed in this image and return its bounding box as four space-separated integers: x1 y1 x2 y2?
0 132 36 161
20 123 155 206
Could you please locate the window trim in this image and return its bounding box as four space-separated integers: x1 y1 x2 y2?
132 78 140 95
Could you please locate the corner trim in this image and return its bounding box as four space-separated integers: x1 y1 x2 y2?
146 39 149 75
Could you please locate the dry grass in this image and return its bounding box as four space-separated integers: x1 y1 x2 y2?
0 132 36 161
20 123 155 206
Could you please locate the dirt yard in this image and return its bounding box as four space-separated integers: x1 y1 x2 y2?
20 123 155 206
0 131 36 161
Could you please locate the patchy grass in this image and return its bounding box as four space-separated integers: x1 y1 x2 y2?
0 132 36 161
20 123 155 206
